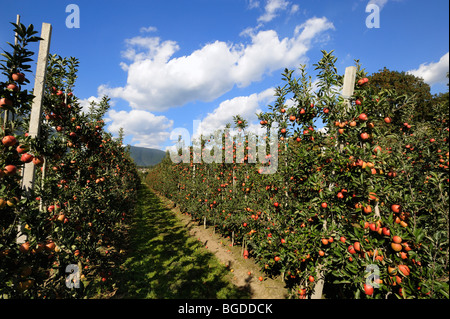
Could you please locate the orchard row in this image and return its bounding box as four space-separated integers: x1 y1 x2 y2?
147 51 449 299
1 22 139 298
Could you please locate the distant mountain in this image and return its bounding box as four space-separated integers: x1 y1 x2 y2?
128 145 167 167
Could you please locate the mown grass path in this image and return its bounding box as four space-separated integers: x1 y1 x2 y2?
116 183 250 299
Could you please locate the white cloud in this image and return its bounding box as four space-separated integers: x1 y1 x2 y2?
109 88 276 150
140 26 157 33
295 17 334 42
195 87 275 139
121 36 179 63
407 52 449 86
366 0 405 11
248 0 260 9
106 109 173 149
78 95 117 115
290 4 300 14
258 0 290 23
253 0 299 23
101 17 334 112
78 96 101 114
367 0 389 10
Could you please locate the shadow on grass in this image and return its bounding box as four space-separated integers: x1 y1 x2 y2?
116 183 251 299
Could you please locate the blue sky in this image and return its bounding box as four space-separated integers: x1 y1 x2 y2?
2 0 449 150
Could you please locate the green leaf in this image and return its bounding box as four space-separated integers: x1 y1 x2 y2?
439 288 449 299
333 280 352 284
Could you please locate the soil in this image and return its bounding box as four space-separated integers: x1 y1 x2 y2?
153 190 289 299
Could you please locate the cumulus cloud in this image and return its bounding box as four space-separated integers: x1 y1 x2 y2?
290 4 300 14
195 87 276 139
101 16 334 112
106 109 173 149
407 52 449 86
78 96 102 114
120 36 179 64
367 0 389 10
258 0 290 23
366 0 406 11
248 0 260 9
243 0 300 35
140 26 157 33
111 88 276 150
77 95 117 115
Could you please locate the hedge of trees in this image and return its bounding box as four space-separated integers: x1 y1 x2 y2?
1 22 139 298
147 51 449 299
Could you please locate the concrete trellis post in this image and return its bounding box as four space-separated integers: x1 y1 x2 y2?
342 66 357 112
17 23 51 245
21 22 52 195
310 66 357 300
339 66 357 152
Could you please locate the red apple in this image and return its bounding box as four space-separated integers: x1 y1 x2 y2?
4 165 17 176
364 284 374 296
348 245 356 254
32 156 44 166
6 83 19 92
2 135 17 147
0 97 13 108
16 145 28 154
358 113 368 121
20 153 34 163
11 72 25 83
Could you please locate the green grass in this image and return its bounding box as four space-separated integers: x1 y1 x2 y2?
115 183 250 299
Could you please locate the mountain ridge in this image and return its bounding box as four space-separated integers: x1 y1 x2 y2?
128 145 166 167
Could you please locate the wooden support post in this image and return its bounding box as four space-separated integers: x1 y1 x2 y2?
21 22 52 195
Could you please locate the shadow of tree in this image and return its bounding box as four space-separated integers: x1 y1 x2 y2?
115 185 251 299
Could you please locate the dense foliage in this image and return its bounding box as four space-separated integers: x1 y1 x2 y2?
147 51 449 299
1 22 139 298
